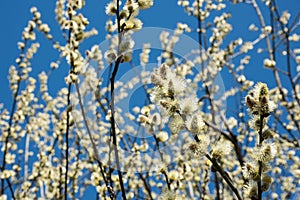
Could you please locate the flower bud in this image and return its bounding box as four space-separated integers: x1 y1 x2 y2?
159 63 169 79
261 175 272 191
169 114 184 134
242 161 259 180
156 131 169 142
245 95 259 115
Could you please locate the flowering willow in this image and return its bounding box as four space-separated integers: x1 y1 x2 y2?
0 0 299 199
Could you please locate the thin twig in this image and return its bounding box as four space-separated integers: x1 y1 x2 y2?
215 172 221 200
266 0 300 133
107 0 127 199
1 38 29 199
205 154 243 200
257 114 264 200
271 0 300 107
75 82 115 199
109 55 127 200
162 171 171 190
138 173 154 200
64 6 75 198
65 82 72 200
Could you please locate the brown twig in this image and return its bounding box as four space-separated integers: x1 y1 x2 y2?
205 154 243 200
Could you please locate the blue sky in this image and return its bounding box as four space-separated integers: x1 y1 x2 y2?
1 0 299 108
0 0 300 199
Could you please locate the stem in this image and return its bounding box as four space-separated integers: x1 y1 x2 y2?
251 0 273 60
64 6 74 197
65 82 72 200
162 171 171 190
110 55 127 200
24 131 30 180
1 85 19 195
266 0 300 133
205 154 242 200
138 173 154 200
215 172 221 200
107 1 127 199
75 82 114 199
59 166 63 199
1 39 28 198
257 114 264 200
271 0 300 107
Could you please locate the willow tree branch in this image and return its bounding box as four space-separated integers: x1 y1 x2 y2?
65 81 72 200
106 0 127 198
110 55 127 200
75 82 114 199
138 173 154 200
64 7 75 198
1 39 28 198
257 114 265 200
205 154 242 200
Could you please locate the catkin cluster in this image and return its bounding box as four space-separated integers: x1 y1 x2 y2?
243 82 277 198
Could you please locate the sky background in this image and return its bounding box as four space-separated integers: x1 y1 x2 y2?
1 0 300 105
0 0 299 199
1 0 300 109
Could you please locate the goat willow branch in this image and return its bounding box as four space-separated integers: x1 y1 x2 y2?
75 82 115 199
110 55 127 200
205 154 243 200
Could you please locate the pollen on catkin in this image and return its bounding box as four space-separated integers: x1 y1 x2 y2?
188 135 209 158
242 160 259 180
261 174 272 192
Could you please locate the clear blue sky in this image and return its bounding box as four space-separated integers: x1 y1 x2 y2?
0 0 299 199
1 0 299 108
